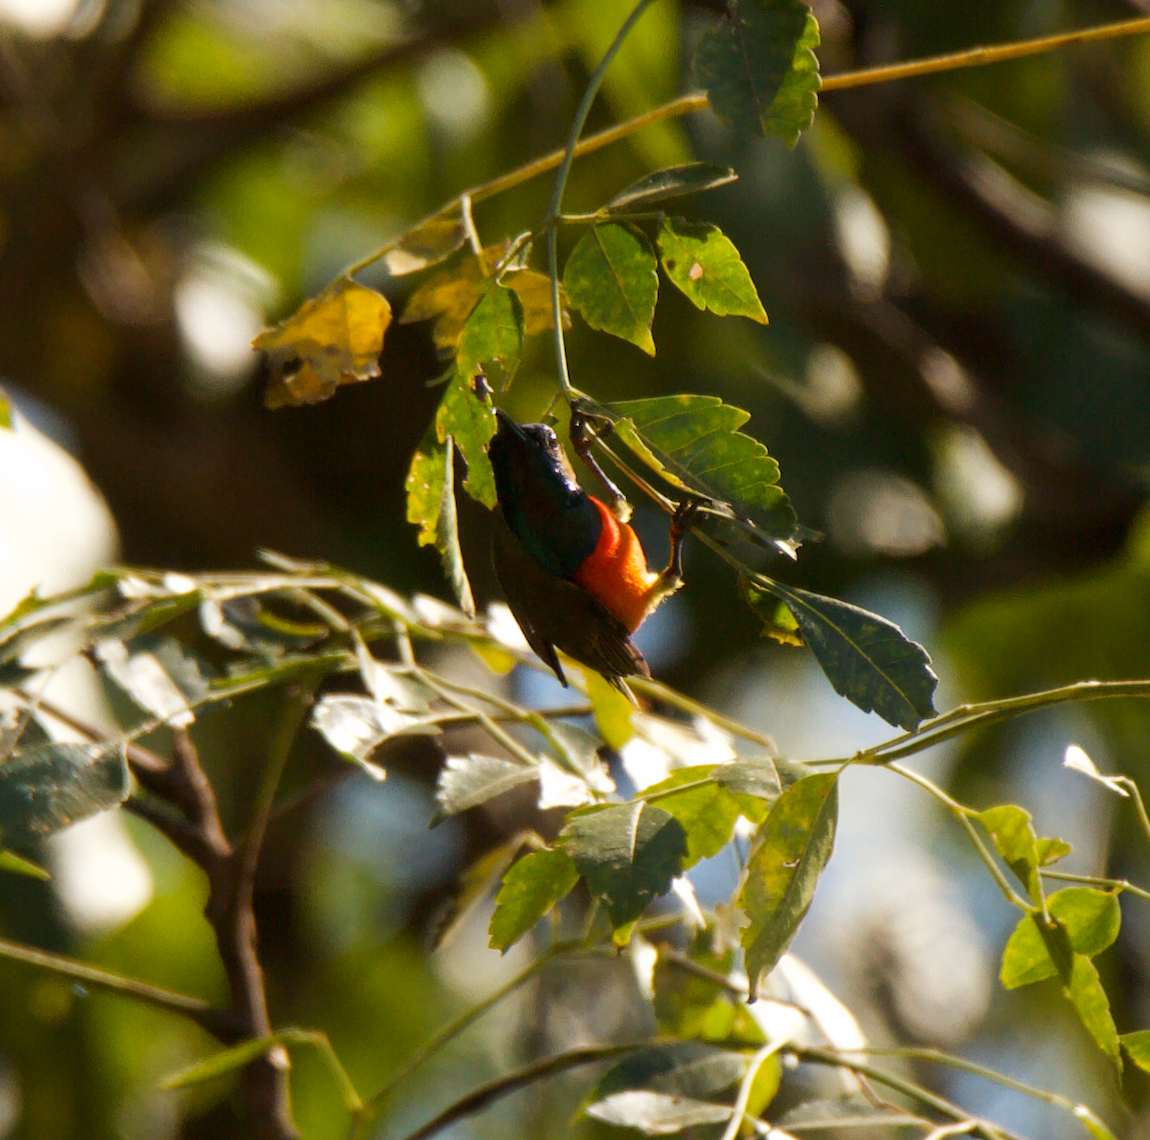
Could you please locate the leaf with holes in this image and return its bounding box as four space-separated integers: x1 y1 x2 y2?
489 846 580 951
658 219 767 323
746 579 938 731
740 772 838 995
605 394 797 551
255 278 391 407
0 742 129 848
563 223 658 355
562 802 688 928
695 0 821 146
605 163 737 212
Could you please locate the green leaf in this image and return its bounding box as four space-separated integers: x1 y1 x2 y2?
0 850 50 879
435 367 497 508
456 278 524 389
605 394 797 550
759 8 821 145
434 437 476 616
695 0 821 146
605 163 737 212
582 666 635 749
585 1090 732 1133
1036 837 1073 865
405 422 447 547
590 1043 746 1105
1066 954 1121 1068
489 846 580 951
658 219 767 323
1001 889 1121 989
562 223 658 355
740 772 838 995
747 580 938 731
714 756 811 823
653 950 765 1046
161 1036 282 1089
561 802 688 928
643 766 742 868
434 753 537 820
0 743 129 848
1121 1030 1150 1074
979 804 1039 895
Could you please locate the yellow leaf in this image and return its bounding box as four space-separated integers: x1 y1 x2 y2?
400 246 567 350
583 666 635 749
254 278 391 408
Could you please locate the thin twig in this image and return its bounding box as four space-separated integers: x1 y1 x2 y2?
0 935 237 1038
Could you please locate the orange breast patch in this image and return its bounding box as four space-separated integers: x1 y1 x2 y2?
572 497 659 633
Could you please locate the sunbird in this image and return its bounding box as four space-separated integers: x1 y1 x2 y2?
489 409 694 691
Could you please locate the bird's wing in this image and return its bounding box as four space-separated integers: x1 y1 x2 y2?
492 517 649 688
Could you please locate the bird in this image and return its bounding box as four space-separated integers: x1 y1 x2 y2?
488 409 694 692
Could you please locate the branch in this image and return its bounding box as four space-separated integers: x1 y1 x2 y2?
396 1042 669 1140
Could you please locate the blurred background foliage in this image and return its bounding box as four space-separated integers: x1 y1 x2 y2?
1 0 1150 1136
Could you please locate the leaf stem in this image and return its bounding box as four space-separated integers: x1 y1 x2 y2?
544 0 660 398
1041 869 1150 903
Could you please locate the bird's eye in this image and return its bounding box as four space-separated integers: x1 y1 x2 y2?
544 429 557 446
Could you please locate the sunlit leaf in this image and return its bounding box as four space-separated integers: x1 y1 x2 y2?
405 423 447 547
382 207 467 275
255 277 391 408
0 742 129 847
94 638 207 728
979 803 1040 896
1066 954 1121 1067
489 845 579 951
642 766 741 868
653 949 765 1046
434 437 476 616
695 0 821 146
779 1098 923 1131
434 753 537 820
747 580 938 730
401 245 562 350
658 219 767 323
310 695 438 779
1001 889 1121 989
0 850 50 879
562 802 688 928
1035 837 1073 865
583 665 635 749
0 386 10 430
605 163 738 211
435 369 497 509
606 394 797 550
1121 1030 1150 1074
563 223 658 355
456 278 524 389
714 755 811 823
1064 745 1129 797
585 1090 731 1134
740 772 838 995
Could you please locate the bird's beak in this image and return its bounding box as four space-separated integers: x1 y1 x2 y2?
495 408 527 440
